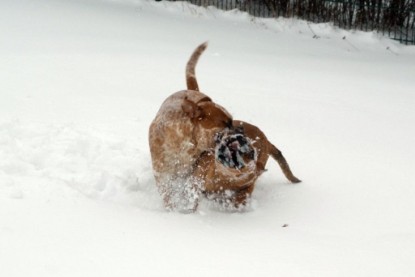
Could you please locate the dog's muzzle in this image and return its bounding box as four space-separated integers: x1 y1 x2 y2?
214 128 256 169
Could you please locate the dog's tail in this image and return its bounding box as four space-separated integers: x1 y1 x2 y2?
269 143 302 183
186 42 208 91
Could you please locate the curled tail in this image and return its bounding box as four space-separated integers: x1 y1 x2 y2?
269 143 302 183
186 42 208 91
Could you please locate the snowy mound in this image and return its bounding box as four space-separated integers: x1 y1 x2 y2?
1 0 415 276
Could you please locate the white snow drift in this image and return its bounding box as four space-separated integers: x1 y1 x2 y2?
1 0 415 276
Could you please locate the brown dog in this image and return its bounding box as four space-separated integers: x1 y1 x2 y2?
149 42 233 212
150 42 301 212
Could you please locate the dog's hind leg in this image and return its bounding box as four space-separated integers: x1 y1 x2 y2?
269 143 302 183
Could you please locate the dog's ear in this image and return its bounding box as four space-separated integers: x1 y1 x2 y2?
182 98 204 119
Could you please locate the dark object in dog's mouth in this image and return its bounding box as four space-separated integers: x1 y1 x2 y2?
214 129 256 169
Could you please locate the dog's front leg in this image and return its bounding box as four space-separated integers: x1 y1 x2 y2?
159 175 202 213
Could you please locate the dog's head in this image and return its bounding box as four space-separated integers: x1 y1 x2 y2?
181 96 233 130
181 95 233 151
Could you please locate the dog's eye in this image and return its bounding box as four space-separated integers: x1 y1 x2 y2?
224 120 233 128
235 126 244 134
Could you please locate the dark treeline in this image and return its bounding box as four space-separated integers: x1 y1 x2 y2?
173 0 415 44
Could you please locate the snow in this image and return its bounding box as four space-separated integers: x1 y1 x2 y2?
1 0 415 276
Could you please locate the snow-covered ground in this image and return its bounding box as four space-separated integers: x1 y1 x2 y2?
1 0 415 276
